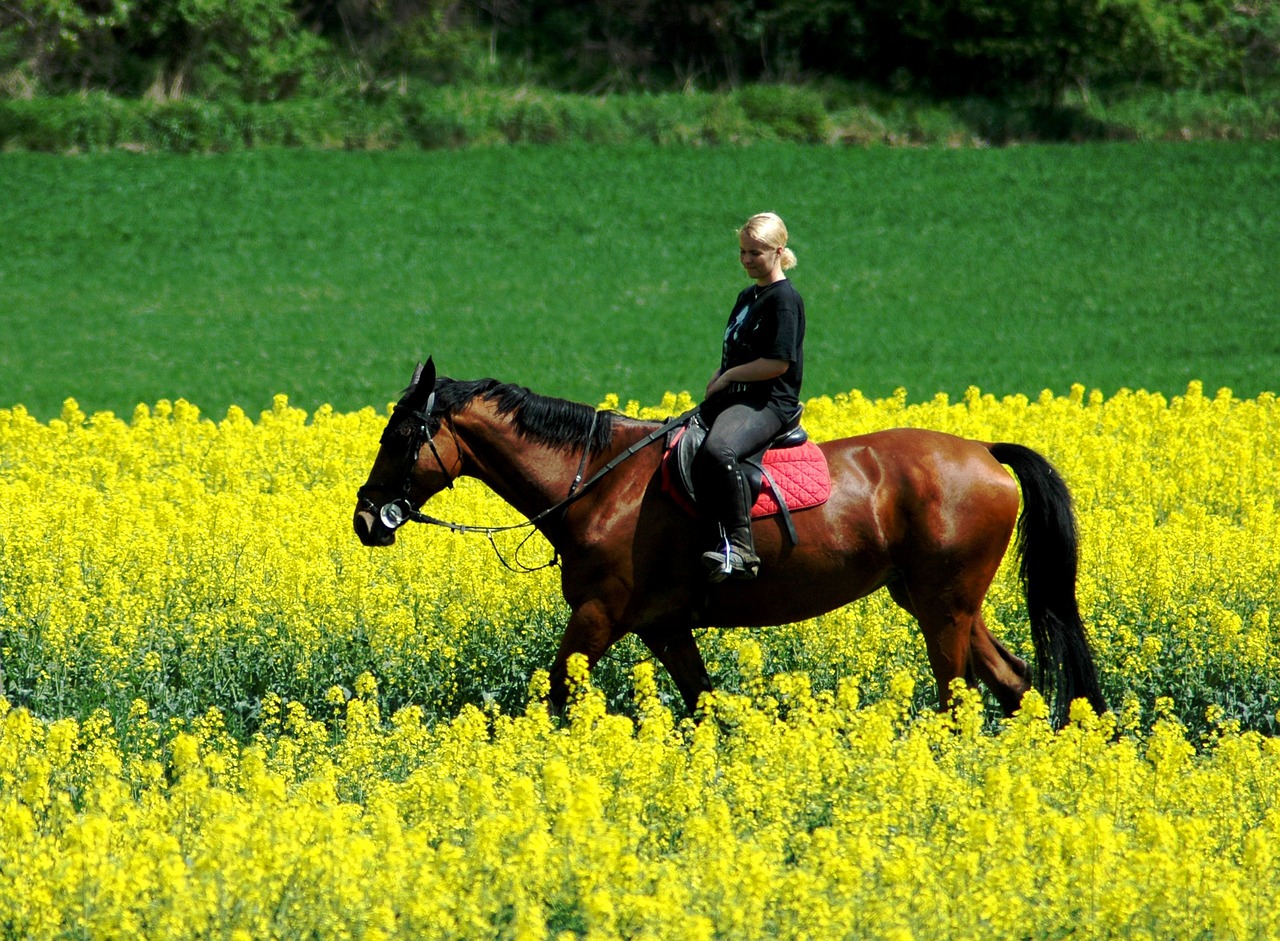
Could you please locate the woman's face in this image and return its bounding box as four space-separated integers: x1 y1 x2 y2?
739 233 783 284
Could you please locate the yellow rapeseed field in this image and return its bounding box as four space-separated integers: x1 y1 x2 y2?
1 381 1278 938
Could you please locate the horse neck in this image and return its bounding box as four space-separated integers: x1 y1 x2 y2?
450 405 660 523
449 402 589 518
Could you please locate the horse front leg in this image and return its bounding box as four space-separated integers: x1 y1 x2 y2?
547 597 625 715
636 623 712 715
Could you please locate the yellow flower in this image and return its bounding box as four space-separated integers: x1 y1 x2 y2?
1 383 1278 938
355 671 378 699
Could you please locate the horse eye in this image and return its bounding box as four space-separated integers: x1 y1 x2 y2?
379 418 410 444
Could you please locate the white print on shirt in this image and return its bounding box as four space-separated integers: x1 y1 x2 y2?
723 300 753 359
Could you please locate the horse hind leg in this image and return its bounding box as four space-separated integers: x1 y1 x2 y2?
889 574 1033 718
968 613 1033 717
886 577 979 712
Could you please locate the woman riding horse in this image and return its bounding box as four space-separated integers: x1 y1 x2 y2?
697 212 805 582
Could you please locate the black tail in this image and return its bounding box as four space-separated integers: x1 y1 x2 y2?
989 443 1107 729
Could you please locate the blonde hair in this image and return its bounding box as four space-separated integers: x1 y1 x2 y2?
739 212 797 270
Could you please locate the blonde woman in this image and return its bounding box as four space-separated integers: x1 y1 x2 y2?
696 212 806 581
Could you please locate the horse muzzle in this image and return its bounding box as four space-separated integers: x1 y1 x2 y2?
353 507 397 547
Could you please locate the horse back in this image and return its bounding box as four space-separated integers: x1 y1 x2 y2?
694 428 1021 626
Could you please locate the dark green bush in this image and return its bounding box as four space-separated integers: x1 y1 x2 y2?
136 99 236 153
2 0 1276 109
735 85 832 143
0 93 136 151
0 85 1275 153
399 90 481 148
558 97 629 146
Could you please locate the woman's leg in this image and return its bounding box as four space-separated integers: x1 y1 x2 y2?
695 402 783 580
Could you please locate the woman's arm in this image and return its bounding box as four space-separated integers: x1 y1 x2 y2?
706 357 790 398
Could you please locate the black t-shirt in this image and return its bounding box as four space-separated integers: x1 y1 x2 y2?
715 278 805 420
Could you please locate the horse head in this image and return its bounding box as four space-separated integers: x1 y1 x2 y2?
353 357 462 546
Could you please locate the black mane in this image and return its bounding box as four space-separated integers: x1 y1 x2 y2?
429 377 616 453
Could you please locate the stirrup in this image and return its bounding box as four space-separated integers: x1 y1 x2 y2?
701 530 759 583
702 529 735 582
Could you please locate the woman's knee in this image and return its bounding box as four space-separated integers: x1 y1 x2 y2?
698 434 741 469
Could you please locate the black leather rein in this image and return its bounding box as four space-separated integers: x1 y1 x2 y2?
359 403 697 571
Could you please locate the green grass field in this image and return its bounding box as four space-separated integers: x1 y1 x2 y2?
2 141 1277 419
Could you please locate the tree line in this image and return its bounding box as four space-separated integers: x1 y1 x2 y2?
3 0 1277 105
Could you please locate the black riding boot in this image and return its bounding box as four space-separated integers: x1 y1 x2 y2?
701 461 760 582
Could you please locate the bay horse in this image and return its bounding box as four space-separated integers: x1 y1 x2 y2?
354 359 1107 728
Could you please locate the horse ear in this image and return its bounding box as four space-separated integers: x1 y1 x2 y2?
404 357 436 410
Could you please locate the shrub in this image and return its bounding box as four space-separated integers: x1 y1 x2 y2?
735 84 832 143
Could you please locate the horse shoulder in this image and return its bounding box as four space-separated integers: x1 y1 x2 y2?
556 421 670 589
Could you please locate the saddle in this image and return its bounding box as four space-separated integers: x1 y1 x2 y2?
660 406 831 544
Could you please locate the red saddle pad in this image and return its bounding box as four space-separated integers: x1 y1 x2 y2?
751 439 831 516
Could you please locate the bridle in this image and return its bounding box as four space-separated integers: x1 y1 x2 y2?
356 389 460 532
357 394 698 571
